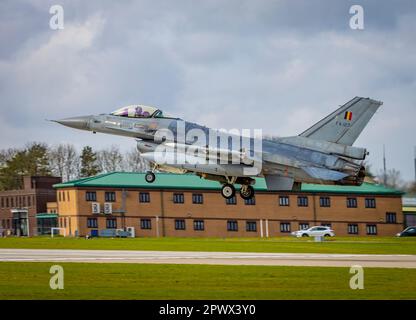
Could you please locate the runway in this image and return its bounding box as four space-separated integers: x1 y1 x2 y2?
0 249 415 268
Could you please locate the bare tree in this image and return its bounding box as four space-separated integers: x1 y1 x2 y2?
124 148 149 172
49 144 79 181
377 168 403 189
97 145 124 173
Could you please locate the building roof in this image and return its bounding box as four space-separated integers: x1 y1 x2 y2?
36 213 58 219
53 172 404 195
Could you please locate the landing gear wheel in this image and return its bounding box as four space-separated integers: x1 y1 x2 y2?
145 171 156 183
221 184 236 199
240 185 255 200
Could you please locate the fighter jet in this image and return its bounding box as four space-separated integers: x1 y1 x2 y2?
52 97 382 200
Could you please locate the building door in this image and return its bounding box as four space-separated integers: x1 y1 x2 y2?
12 211 29 236
405 214 416 228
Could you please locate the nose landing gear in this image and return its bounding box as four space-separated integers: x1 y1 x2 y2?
145 171 156 183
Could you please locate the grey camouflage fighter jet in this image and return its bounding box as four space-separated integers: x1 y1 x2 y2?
52 97 382 200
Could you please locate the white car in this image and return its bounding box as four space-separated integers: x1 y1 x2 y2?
291 226 335 238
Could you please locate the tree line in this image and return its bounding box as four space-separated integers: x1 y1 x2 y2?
0 142 414 193
0 142 149 190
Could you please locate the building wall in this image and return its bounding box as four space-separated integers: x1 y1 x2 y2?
0 176 61 236
56 187 404 238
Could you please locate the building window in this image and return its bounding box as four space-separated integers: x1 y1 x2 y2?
225 196 237 205
106 218 117 229
297 196 308 207
28 196 31 207
105 192 116 202
140 219 152 230
67 192 70 202
139 192 150 203
365 198 376 208
246 221 257 232
280 222 291 233
319 197 331 207
366 224 377 235
347 197 357 208
244 197 256 205
6 219 10 229
173 193 185 204
386 212 397 224
62 192 65 202
175 219 186 230
193 220 204 231
192 193 203 204
86 191 97 202
279 196 289 206
0 198 3 208
348 224 359 235
87 218 98 228
299 223 309 230
227 220 238 232
6 198 9 207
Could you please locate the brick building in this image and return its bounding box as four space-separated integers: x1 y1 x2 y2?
54 172 404 238
0 176 61 236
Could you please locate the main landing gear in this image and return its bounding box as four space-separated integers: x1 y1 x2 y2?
239 185 255 200
221 184 236 199
220 183 255 200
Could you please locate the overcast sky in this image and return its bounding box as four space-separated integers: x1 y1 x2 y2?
0 0 415 180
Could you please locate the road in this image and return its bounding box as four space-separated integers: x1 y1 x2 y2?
0 249 416 268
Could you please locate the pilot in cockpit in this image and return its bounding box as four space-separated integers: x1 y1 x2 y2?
110 105 177 119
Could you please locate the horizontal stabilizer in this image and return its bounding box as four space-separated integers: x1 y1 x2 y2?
301 166 349 181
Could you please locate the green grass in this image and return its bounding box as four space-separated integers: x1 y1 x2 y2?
1 236 416 254
0 262 415 299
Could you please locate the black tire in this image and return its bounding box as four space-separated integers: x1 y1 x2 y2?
221 184 236 199
240 185 255 200
302 233 309 237
324 234 331 237
145 171 156 183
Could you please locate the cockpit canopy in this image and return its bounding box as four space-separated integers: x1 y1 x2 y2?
110 105 169 118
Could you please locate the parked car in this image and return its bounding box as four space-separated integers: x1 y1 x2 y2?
396 226 416 237
291 226 335 238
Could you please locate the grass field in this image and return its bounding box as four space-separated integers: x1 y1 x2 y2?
0 236 416 254
0 262 415 299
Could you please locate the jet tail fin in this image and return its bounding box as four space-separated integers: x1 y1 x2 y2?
299 97 382 146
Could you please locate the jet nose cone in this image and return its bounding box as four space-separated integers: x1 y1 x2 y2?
53 115 93 130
